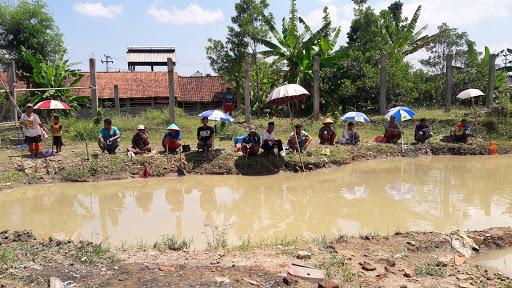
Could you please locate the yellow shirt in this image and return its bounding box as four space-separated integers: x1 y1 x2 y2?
51 124 62 136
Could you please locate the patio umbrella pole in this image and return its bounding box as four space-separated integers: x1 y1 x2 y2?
288 102 305 172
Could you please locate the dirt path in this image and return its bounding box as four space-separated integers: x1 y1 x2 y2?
1 228 512 287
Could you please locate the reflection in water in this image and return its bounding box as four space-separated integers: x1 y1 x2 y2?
472 248 512 277
1 155 512 247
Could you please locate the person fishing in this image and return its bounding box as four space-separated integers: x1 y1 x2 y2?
98 119 121 154
241 126 261 157
129 125 152 154
384 115 402 144
162 123 182 153
197 117 214 152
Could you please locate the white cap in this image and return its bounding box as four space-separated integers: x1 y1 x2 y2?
137 125 145 130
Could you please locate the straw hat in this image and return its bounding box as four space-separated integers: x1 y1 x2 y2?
323 118 334 124
137 125 145 130
167 123 180 130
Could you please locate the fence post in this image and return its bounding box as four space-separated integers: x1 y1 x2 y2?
487 54 497 107
114 85 120 114
167 58 176 123
244 55 251 124
89 58 98 117
7 61 17 121
378 53 388 114
444 54 453 112
313 56 320 119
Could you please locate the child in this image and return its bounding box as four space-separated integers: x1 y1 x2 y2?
51 115 63 153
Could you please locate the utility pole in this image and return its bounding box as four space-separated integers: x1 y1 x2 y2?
101 54 113 72
444 54 453 112
487 54 497 107
89 58 98 117
313 56 320 119
378 53 388 114
167 58 176 123
243 55 251 124
7 61 17 121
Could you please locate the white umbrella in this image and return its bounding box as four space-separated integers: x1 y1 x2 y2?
456 89 484 100
266 84 310 106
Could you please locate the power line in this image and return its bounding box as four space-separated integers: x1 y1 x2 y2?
101 54 114 72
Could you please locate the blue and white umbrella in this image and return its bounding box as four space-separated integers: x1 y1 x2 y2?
341 112 370 123
198 110 234 122
385 106 416 122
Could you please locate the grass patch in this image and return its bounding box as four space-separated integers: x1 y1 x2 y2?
317 254 355 283
203 225 229 250
74 243 119 266
153 234 192 252
414 263 449 278
0 247 15 276
134 239 150 252
0 170 22 183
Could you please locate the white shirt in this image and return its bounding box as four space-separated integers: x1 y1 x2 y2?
261 129 276 142
20 113 42 137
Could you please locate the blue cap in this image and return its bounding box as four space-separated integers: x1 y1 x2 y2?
166 123 180 130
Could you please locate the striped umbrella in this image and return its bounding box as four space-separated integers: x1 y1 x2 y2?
385 106 416 122
34 100 70 110
341 112 370 123
198 110 234 122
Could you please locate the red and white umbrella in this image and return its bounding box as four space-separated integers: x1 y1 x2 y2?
34 100 71 110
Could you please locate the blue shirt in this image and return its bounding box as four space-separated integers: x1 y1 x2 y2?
163 131 181 141
99 127 120 142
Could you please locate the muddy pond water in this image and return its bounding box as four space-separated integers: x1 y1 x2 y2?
1 155 511 247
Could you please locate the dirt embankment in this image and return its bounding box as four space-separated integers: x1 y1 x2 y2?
0 139 506 190
1 228 512 287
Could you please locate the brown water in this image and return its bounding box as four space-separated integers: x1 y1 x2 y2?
1 155 511 247
472 248 512 277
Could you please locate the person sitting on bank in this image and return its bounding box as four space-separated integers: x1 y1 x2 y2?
261 121 283 156
384 115 402 144
318 118 336 145
241 126 261 157
20 103 46 158
451 119 473 143
340 122 360 145
98 118 121 154
414 118 433 143
288 124 312 152
162 123 181 153
197 117 215 152
128 125 152 154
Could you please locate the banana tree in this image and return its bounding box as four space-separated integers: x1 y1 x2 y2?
21 47 85 109
379 2 437 56
257 0 344 85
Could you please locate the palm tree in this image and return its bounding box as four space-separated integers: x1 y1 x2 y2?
380 1 437 56
257 0 342 85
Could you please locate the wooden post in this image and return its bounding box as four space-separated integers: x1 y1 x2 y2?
89 58 98 117
114 84 120 114
313 56 320 119
444 54 453 112
7 61 17 121
487 53 497 107
243 55 251 124
378 53 388 114
167 58 176 123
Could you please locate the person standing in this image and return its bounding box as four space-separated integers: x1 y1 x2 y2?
50 115 63 153
197 117 215 152
261 122 283 156
20 103 45 158
223 88 235 115
98 119 121 154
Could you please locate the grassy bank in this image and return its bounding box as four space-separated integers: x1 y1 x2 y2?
0 107 511 188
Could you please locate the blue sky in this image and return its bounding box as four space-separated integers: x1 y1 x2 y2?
45 0 512 75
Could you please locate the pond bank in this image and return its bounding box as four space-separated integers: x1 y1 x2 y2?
0 139 507 191
1 227 511 287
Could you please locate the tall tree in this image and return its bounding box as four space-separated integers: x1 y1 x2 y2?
0 0 64 83
206 0 272 106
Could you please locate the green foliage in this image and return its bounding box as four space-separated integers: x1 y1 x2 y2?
203 225 229 250
0 247 15 275
153 234 192 252
0 0 64 82
414 263 449 278
74 243 119 266
0 170 22 183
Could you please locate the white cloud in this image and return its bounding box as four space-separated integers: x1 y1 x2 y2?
147 3 223 25
73 2 123 19
377 0 511 29
303 2 354 44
